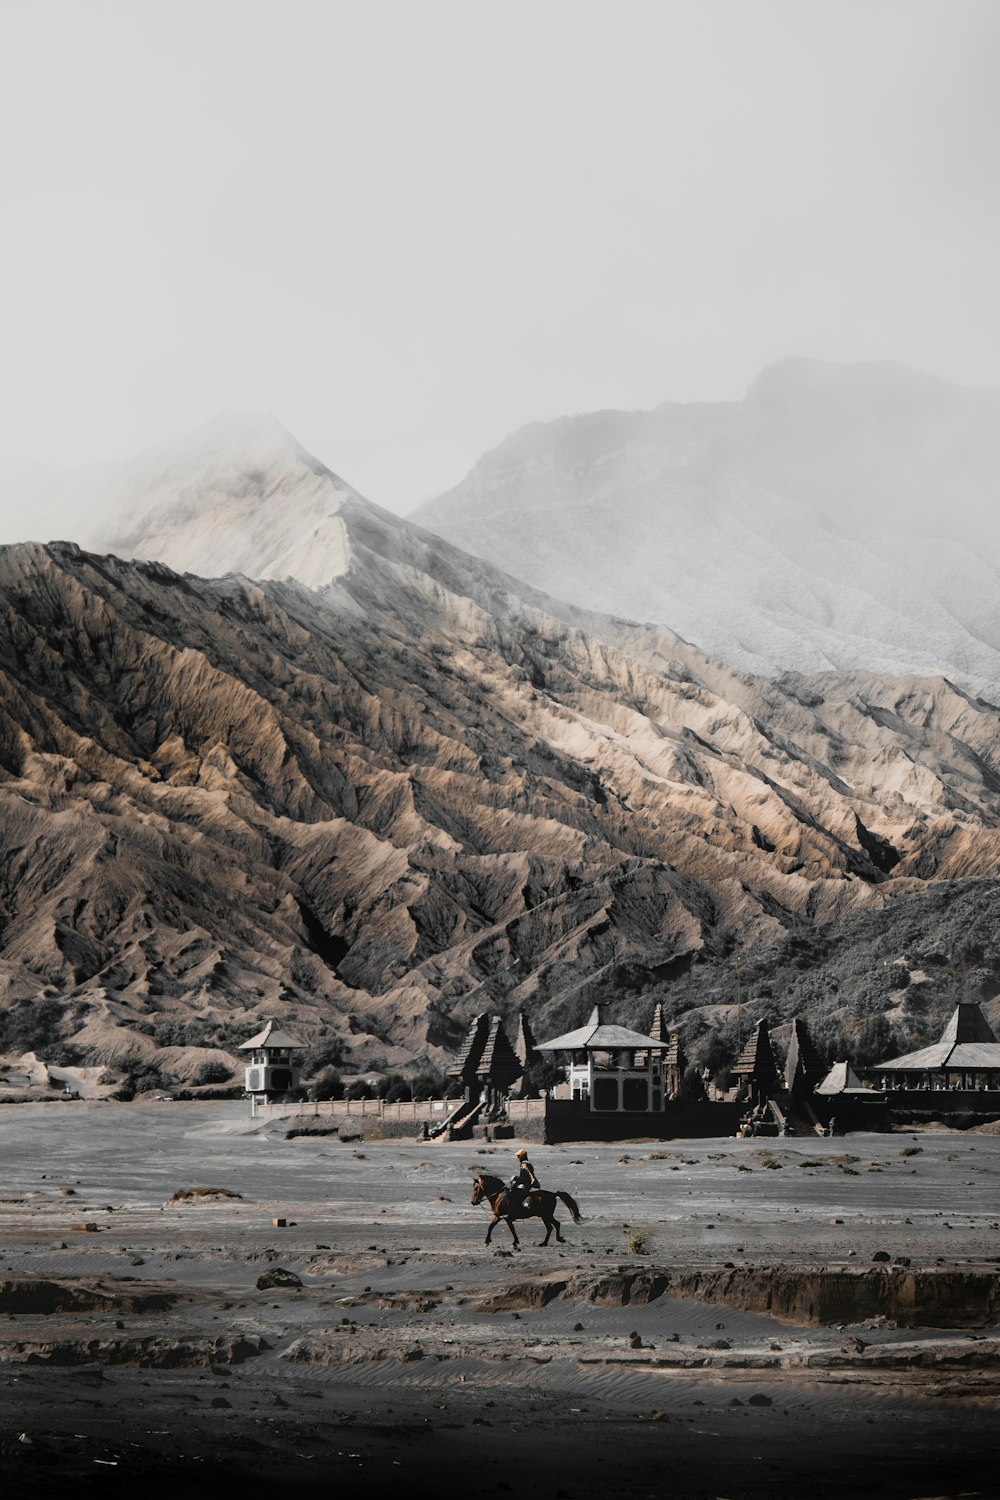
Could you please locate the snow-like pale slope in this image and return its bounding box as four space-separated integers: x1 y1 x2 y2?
95 411 353 590
412 359 1000 697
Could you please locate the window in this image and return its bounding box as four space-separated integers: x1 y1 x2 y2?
623 1078 647 1111
593 1078 618 1111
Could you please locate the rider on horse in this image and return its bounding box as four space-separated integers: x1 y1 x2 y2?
506 1147 540 1213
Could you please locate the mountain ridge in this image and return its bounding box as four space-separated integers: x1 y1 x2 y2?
3 394 999 1084
2 512 1000 1082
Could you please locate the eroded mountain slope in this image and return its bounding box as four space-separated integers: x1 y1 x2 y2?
2 520 1000 1075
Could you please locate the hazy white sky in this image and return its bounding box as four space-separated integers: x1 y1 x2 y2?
1 0 998 536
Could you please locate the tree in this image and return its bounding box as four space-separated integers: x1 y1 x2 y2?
411 1070 447 1100
677 1064 707 1102
312 1068 344 1100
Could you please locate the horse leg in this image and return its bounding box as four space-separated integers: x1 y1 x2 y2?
485 1214 498 1245
508 1216 521 1249
539 1215 553 1246
553 1215 565 1243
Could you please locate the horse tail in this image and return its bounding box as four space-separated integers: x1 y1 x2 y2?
557 1190 582 1223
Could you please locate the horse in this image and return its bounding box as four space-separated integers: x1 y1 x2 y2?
470 1172 583 1248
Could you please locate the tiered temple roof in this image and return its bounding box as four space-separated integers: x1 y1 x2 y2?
447 1012 491 1081
513 1010 538 1068
477 1016 523 1091
448 1012 524 1090
730 1017 778 1085
663 1032 685 1070
648 1003 667 1043
784 1018 825 1095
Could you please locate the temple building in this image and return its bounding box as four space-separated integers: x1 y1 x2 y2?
872 1003 1000 1092
643 1003 687 1096
784 1018 826 1101
730 1017 778 1109
536 1003 670 1112
240 1020 304 1101
447 1012 523 1116
510 1010 540 1098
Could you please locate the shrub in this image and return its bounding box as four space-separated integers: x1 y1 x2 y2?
113 1065 170 1101
194 1060 233 1086
170 1186 242 1201
345 1079 374 1101
0 997 67 1057
626 1226 653 1255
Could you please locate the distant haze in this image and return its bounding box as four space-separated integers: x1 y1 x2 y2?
92 358 1000 696
1 0 999 537
413 357 1000 692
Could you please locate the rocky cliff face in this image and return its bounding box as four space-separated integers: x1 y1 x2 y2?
412 358 1000 696
5 445 1000 1076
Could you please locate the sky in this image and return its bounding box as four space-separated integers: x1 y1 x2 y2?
1 0 998 537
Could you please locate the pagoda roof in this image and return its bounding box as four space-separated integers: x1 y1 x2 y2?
878 1041 1000 1071
537 1005 668 1054
877 1003 1000 1072
663 1032 684 1067
648 1003 668 1043
816 1060 867 1095
513 1010 538 1066
239 1020 305 1051
447 1012 490 1079
730 1018 777 1079
785 1018 824 1092
477 1016 523 1088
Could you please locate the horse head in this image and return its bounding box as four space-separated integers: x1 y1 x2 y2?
470 1176 484 1204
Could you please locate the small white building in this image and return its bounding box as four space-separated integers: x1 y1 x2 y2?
536 1004 670 1112
240 1020 305 1101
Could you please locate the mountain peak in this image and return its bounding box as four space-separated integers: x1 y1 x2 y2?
171 409 342 480
96 412 359 589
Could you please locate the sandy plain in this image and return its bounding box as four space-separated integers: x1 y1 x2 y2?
1 1102 1000 1499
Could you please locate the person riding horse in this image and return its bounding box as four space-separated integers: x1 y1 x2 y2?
506 1147 540 1214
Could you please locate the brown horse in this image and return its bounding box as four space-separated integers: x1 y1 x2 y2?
470 1172 582 1248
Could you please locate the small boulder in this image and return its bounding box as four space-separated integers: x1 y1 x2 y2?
255 1267 302 1291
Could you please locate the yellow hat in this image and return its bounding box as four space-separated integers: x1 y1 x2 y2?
516 1148 528 1158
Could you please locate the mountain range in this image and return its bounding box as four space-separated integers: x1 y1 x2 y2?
1 389 999 1086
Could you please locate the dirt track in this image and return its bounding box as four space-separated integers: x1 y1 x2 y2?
2 1102 999 1498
